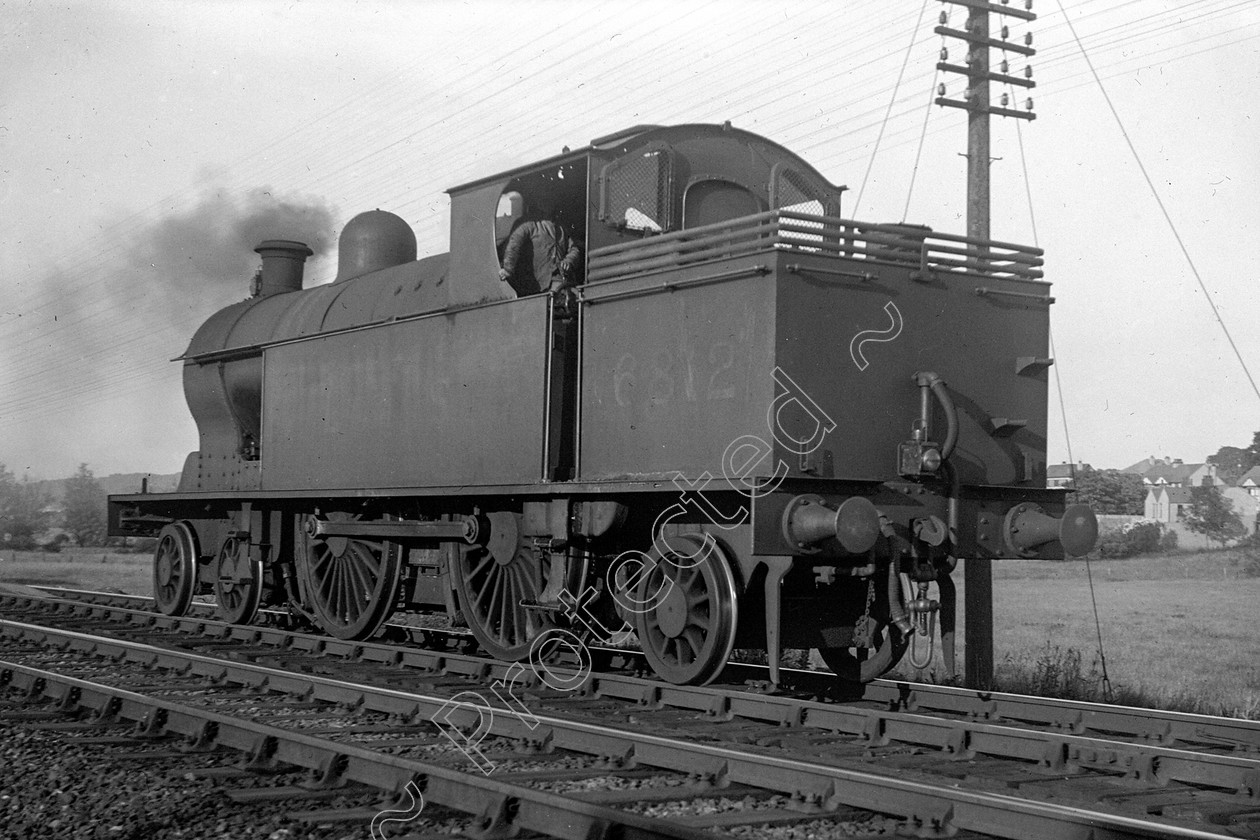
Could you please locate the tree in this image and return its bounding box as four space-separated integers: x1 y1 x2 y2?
63 463 108 547
1207 444 1257 486
1183 485 1245 548
0 463 50 549
1070 467 1146 515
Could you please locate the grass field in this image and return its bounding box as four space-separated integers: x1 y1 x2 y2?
2 546 1256 718
0 549 152 596
926 550 1260 718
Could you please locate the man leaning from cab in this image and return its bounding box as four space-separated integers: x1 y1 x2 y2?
498 200 582 307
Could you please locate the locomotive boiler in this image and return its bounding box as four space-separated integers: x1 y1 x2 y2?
109 123 1097 686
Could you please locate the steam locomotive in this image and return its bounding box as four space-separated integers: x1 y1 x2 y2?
109 123 1097 686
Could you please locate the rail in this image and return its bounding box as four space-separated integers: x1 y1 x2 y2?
20 586 1260 752
7 589 1260 840
5 611 1250 839
586 210 1044 285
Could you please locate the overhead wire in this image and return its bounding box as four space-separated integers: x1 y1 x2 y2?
901 29 942 222
9 0 1243 313
4 1 872 329
1055 0 1260 403
852 0 933 217
1 0 790 411
4 1 1257 438
1006 72 1115 700
2 4 1249 318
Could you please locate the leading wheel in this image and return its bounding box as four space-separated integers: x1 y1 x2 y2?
153 522 199 616
451 511 553 660
633 534 738 686
214 535 263 625
299 513 404 640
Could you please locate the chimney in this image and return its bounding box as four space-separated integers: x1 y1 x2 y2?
253 240 313 296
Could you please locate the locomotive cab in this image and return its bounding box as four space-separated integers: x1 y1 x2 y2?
446 123 848 308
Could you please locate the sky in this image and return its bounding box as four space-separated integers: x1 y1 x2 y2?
1 0 1257 481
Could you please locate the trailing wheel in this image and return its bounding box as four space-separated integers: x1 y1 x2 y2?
632 533 738 686
451 511 553 660
299 512 404 640
152 522 199 616
214 535 263 625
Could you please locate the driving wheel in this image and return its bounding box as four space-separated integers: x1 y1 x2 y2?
632 533 738 686
451 511 553 660
299 512 404 640
152 522 199 616
214 535 263 625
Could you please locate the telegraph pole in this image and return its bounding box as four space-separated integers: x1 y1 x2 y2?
934 0 1036 689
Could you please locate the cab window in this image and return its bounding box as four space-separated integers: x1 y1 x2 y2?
599 149 671 233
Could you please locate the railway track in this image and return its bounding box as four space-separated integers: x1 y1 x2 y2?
2 586 1258 839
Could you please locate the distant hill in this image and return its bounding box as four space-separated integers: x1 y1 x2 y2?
32 471 181 501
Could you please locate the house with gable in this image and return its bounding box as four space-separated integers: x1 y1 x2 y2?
1144 486 1194 521
1143 460 1216 487
1224 486 1260 533
1238 465 1260 500
1123 455 1217 488
1131 455 1260 548
1046 461 1090 489
1142 471 1260 549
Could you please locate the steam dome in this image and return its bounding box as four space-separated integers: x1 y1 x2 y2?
334 210 417 282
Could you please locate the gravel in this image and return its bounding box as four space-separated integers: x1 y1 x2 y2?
724 815 900 839
1 685 905 840
0 717 394 839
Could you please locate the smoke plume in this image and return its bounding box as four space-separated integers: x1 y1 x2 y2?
126 186 337 310
0 186 339 474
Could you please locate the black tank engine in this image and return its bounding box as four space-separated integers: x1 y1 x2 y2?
110 123 1097 686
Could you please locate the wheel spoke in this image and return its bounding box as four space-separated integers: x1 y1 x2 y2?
343 561 359 621
676 564 699 590
332 559 347 622
681 626 705 660
336 559 351 619
497 577 512 642
503 564 523 643
345 565 365 621
312 551 332 591
348 549 375 602
312 547 333 576
512 564 533 641
469 551 496 583
326 559 341 621
478 566 502 618
647 623 668 652
359 541 384 575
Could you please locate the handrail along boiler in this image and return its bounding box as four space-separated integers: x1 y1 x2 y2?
109 123 1097 686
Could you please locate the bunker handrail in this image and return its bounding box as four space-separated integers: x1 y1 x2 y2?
587 210 1045 286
